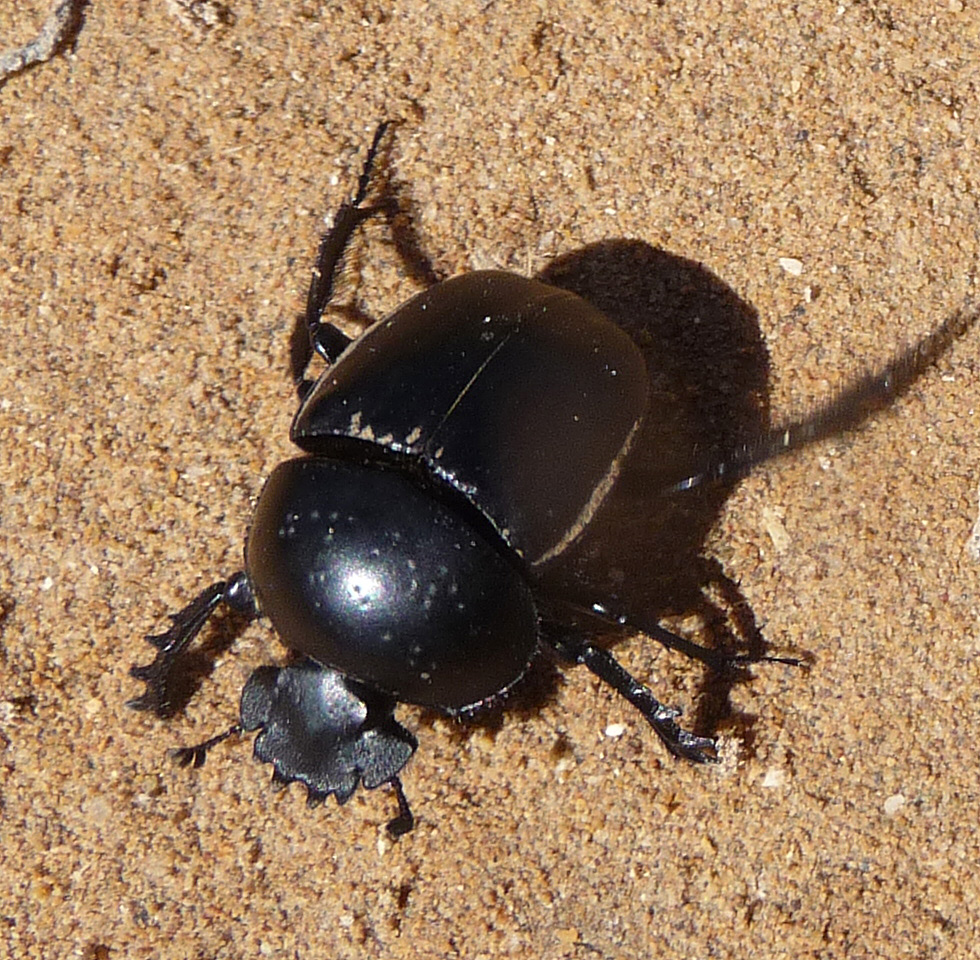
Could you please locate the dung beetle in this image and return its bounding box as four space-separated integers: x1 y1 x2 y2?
129 123 967 835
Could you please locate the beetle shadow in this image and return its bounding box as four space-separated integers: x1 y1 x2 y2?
529 241 782 747
528 242 978 746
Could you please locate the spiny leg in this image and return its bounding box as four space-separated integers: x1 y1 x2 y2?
128 572 256 718
541 596 799 761
545 625 717 763
301 121 395 375
566 599 800 672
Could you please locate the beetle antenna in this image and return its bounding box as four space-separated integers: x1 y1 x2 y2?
170 724 244 769
666 305 978 493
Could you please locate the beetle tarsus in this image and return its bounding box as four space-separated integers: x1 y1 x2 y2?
727 652 803 668
647 709 718 764
128 574 254 718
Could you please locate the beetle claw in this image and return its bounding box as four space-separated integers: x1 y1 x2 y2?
649 712 719 764
170 744 206 768
127 656 177 718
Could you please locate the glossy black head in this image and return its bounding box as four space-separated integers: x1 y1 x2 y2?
245 457 539 712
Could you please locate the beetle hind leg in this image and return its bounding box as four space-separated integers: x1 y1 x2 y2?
545 628 718 764
297 122 395 383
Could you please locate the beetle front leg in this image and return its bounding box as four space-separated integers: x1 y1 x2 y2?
544 627 718 764
128 572 256 718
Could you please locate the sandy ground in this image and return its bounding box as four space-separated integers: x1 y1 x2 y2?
1 2 979 958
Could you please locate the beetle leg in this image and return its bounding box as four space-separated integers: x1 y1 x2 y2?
664 305 978 494
547 596 800 671
545 629 718 764
386 777 415 838
302 122 394 369
127 572 256 718
540 596 733 670
616 608 802 670
628 612 801 670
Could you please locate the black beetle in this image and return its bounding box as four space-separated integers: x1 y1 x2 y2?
129 123 969 835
